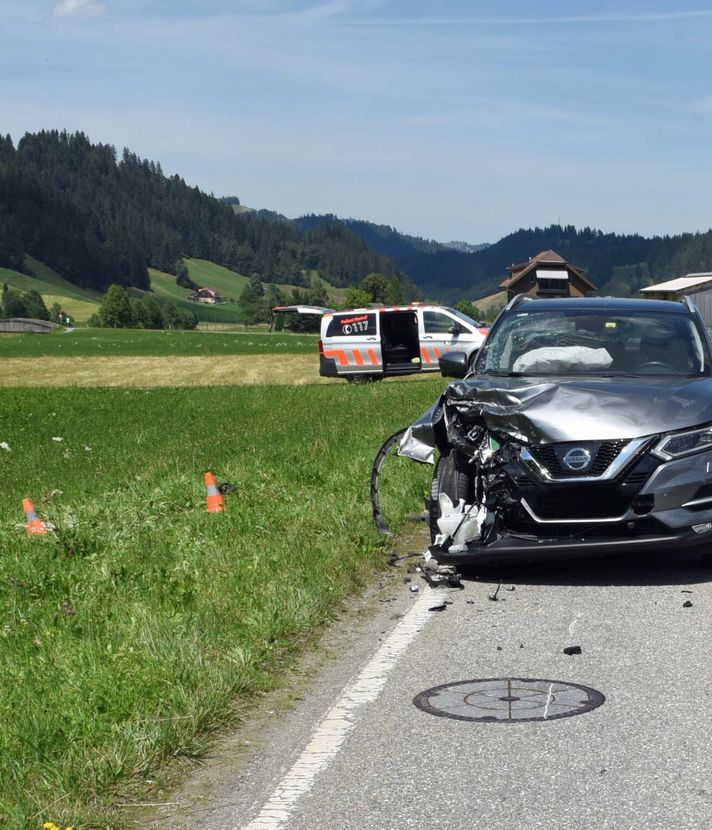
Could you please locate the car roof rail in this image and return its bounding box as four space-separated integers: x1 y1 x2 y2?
680 294 696 314
505 293 534 312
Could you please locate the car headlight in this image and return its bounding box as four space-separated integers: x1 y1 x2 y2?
652 425 712 460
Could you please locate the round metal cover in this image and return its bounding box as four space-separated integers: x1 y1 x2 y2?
413 677 604 723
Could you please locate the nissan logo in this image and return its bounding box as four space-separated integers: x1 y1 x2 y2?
562 447 592 471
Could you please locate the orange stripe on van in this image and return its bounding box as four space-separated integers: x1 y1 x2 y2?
366 349 378 365
420 347 430 364
324 349 349 366
433 347 442 360
352 349 364 366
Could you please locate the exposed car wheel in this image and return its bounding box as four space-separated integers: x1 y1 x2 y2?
345 373 380 384
429 450 475 543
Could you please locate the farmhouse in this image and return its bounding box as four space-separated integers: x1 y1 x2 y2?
500 249 596 300
187 287 224 304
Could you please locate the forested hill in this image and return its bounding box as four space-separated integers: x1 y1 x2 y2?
3 129 712 302
0 130 401 293
291 215 712 301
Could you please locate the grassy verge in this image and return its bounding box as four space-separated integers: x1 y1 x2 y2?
0 380 441 829
0 328 318 359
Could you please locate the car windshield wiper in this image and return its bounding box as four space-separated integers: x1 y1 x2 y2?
483 370 524 377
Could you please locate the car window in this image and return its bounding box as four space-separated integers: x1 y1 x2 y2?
423 311 457 334
325 312 377 337
480 309 709 376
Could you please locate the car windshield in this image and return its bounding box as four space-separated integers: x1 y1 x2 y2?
480 307 709 377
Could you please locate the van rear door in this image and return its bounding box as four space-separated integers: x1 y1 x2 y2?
322 311 383 378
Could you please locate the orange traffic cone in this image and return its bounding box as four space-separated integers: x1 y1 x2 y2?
204 472 224 513
23 498 48 536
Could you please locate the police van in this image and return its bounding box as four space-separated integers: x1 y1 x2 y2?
273 303 489 382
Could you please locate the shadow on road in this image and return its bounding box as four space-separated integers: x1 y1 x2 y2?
459 549 712 587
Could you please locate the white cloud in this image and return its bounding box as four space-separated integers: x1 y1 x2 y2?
54 0 106 18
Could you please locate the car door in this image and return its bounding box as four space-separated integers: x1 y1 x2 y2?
419 309 468 368
322 311 383 377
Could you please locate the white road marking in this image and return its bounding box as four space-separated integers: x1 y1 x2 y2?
241 585 438 830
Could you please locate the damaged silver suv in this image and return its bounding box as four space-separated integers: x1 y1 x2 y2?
399 294 712 564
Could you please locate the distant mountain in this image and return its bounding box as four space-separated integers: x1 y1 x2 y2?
3 129 712 304
442 241 490 253
0 130 403 294
289 214 712 301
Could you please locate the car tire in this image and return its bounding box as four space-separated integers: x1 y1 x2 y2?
345 374 380 384
429 450 475 543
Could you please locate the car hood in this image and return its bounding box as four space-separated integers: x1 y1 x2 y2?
445 375 712 443
399 375 712 463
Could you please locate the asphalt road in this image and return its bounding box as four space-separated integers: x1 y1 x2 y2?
145 548 712 830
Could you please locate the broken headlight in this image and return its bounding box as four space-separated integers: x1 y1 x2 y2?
652 425 712 460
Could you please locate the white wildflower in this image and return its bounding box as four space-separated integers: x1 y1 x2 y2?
52 436 64 442
84 446 92 452
0 441 10 452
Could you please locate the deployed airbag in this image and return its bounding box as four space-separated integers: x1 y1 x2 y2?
513 346 612 374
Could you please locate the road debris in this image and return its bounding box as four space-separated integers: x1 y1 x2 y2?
563 644 582 656
409 585 419 593
683 600 693 608
488 584 502 602
416 550 462 588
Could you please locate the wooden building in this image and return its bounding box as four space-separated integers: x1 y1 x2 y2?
500 249 596 300
640 272 712 327
187 287 224 304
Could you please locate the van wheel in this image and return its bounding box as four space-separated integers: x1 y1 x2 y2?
345 374 380 384
429 450 475 543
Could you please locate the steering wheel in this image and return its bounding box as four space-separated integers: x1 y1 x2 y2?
635 361 677 373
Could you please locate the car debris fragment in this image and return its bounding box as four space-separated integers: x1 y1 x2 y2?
488 584 502 602
683 600 693 608
563 644 582 655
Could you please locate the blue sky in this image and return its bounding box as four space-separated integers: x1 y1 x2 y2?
2 1 712 242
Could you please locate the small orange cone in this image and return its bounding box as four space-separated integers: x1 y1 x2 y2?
204 472 224 513
23 498 48 536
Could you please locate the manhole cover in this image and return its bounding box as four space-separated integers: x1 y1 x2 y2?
413 677 604 723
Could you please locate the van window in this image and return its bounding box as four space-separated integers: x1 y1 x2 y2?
423 311 456 334
326 312 377 337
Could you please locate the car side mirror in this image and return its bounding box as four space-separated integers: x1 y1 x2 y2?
439 351 469 378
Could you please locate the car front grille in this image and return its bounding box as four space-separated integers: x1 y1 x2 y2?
528 439 629 478
529 485 632 519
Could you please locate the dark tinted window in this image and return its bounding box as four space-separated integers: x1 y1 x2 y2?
423 311 456 334
326 312 377 337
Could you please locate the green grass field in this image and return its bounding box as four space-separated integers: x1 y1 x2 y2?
0 380 441 829
0 327 318 358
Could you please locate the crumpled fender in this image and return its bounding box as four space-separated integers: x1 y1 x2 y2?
397 400 447 464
